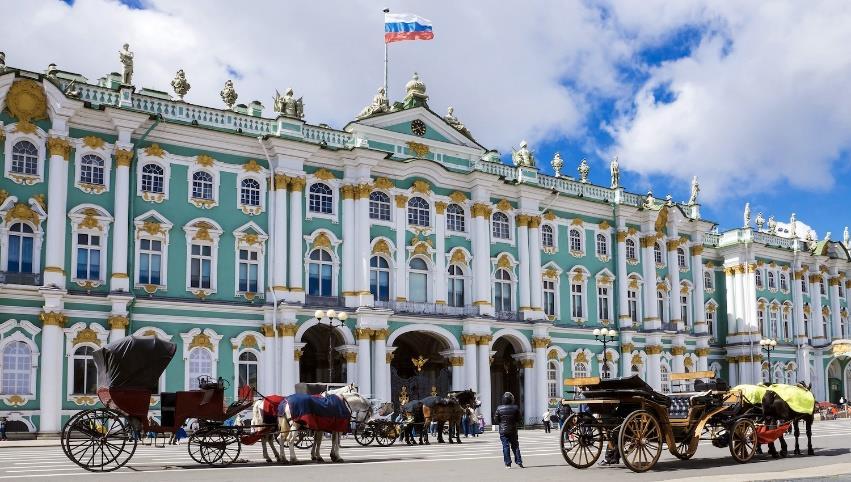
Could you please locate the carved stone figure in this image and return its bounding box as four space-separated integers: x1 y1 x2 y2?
551 153 564 178
688 176 700 205
220 80 238 109
0 52 6 72
743 203 751 228
46 63 58 80
356 87 390 119
578 159 590 183
806 230 814 242
844 227 849 246
790 213 797 238
768 215 776 234
610 157 619 188
443 106 468 134
119 43 134 85
512 140 535 168
273 88 304 119
644 190 655 208
825 231 832 242
171 69 191 101
755 212 765 231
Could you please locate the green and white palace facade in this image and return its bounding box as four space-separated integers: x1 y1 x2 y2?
0 55 849 435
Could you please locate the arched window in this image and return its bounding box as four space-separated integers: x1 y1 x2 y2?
408 258 429 303
448 264 465 307
407 197 430 227
706 304 716 338
1 342 31 395
80 154 105 186
757 305 766 335
631 364 641 377
627 286 639 323
780 273 788 292
680 291 689 326
188 348 213 390
595 233 608 257
492 212 510 239
237 351 258 390
369 191 391 221
569 229 582 252
571 277 585 319
803 307 811 338
654 243 663 264
72 346 97 395
677 248 687 269
191 171 214 200
601 361 615 380
625 238 637 260
660 365 670 393
493 268 512 312
11 140 38 175
75 233 102 280
755 270 763 289
446 204 465 232
768 271 776 290
238 249 259 293
782 306 792 340
547 361 559 399
141 163 164 193
189 243 212 289
657 290 667 323
597 284 610 322
240 178 261 206
307 249 333 296
369 256 390 302
541 225 554 248
769 306 780 339
308 183 333 214
704 271 713 291
543 279 557 317
573 362 588 378
7 223 34 273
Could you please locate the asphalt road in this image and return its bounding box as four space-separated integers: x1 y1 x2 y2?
2 420 851 481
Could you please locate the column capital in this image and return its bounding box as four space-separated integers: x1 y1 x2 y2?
47 137 72 160
462 333 479 345
356 183 373 199
519 358 534 369
273 173 289 190
394 194 409 208
689 245 704 256
386 351 395 363
449 356 464 366
476 334 493 345
114 148 133 167
671 345 686 356
288 176 306 192
471 203 492 218
260 324 275 337
107 314 129 330
39 310 67 327
341 184 356 200
621 342 634 353
695 347 711 357
516 214 530 227
372 328 389 340
528 216 541 228
531 337 551 349
616 230 628 242
355 327 374 340
278 324 297 337
645 345 663 355
434 201 447 214
343 352 358 363
294 348 304 361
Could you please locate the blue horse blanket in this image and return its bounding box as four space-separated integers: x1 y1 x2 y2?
279 394 351 433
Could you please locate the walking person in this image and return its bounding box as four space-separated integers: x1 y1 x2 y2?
494 392 524 468
542 409 552 433
0 417 7 441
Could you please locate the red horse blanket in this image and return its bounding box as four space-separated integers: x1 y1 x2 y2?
262 395 286 424
279 394 351 433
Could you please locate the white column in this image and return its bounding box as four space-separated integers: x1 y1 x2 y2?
373 330 388 401
672 348 685 374
696 347 709 372
477 336 493 425
793 267 807 342
355 184 373 306
450 357 464 391
271 174 288 295
797 347 811 385
37 309 65 434
434 202 448 304
520 358 536 425
471 204 493 315
810 272 825 341
356 328 372 397
463 335 478 391
734 267 746 334
294 343 305 386
281 327 295 395
728 357 738 386
341 185 356 303
394 195 408 301
516 215 531 311
107 314 128 343
829 275 842 340
641 235 659 329
616 228 630 329
288 177 305 301
725 266 736 336
528 217 544 314
344 350 358 385
110 148 132 292
743 264 761 383
262 326 276 395
620 335 634 377
43 138 71 287
666 238 682 330
645 345 662 391
533 338 548 417
691 244 707 334
385 347 395 401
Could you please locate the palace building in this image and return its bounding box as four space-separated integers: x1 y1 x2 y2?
0 49 848 435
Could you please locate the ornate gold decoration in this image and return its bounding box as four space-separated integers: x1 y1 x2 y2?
273 174 288 190
666 239 680 250
189 332 213 351
78 208 101 230
398 386 409 405
543 211 557 221
519 359 534 369
344 352 358 363
461 334 478 345
571 271 585 283
294 348 303 361
39 311 66 327
243 159 262 172
0 190 8 208
373 177 394 190
144 144 165 157
313 168 335 180
477 335 493 346
407 180 430 195
412 355 429 372
571 218 584 226
312 232 332 249
372 239 391 256
289 177 306 191
496 199 512 212
47 137 72 159
823 306 831 316
434 201 447 214
516 214 530 227
81 136 105 150
496 254 512 269
4 395 26 407
671 346 686 356
469 203 490 218
543 267 558 279
656 281 669 292
547 350 560 360
341 185 355 200
13 120 37 134
373 329 389 341
695 348 711 357
598 220 610 230
395 194 409 208
684 357 694 369
412 241 430 255
654 206 669 234
143 284 158 294
645 345 663 355
406 141 430 158
107 315 129 330
616 231 628 242
621 342 635 353
449 356 464 367
355 328 373 340
71 395 98 406
72 327 101 346
631 354 643 366
449 249 467 265
6 79 47 124
5 202 40 224
195 154 215 167
276 324 296 337
386 352 395 364
140 221 164 237
357 183 372 198
598 274 612 285
449 191 467 203
259 325 275 337
574 352 589 364
532 337 551 349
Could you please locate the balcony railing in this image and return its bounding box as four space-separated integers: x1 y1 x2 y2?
660 322 678 332
303 295 343 308
374 300 479 317
0 271 41 286
494 311 519 321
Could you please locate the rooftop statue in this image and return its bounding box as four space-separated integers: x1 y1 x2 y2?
220 80 238 110
610 157 619 188
768 215 777 234
403 72 429 109
46 63 58 80
444 106 470 136
356 87 390 119
665 194 673 206
790 213 797 238
845 227 849 246
755 212 765 231
0 51 5 72
551 152 564 178
511 140 535 168
578 159 590 183
171 69 191 101
274 87 304 119
743 203 751 228
644 190 655 208
119 43 134 85
688 176 700 205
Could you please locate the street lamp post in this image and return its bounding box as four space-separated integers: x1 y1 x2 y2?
760 338 777 384
593 327 618 378
315 309 349 384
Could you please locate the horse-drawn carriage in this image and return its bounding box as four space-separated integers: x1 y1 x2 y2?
61 335 255 472
560 371 759 473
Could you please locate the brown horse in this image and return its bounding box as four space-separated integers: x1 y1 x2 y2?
420 390 479 444
762 382 816 457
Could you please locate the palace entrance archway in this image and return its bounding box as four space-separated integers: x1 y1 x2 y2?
299 324 346 384
390 331 451 409
490 337 524 421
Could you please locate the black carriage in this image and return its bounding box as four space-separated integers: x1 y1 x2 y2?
560 371 758 473
60 336 255 472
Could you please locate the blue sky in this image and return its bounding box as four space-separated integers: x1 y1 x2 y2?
12 1 851 237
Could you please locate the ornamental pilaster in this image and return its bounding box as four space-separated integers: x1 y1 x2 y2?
47 137 72 160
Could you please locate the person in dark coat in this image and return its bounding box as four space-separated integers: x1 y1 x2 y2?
493 392 524 468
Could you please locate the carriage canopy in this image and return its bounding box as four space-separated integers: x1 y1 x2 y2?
93 335 176 392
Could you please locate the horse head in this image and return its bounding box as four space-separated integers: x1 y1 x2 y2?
371 400 394 417
452 389 479 408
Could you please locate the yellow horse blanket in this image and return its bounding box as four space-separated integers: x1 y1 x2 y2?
733 384 815 414
733 384 768 406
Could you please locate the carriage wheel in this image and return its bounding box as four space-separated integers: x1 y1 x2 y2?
375 423 399 447
729 419 757 463
670 437 698 460
294 427 315 449
61 408 137 472
559 413 605 469
188 428 241 466
618 410 663 473
354 423 375 446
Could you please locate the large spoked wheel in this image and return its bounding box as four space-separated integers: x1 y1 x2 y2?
61 408 138 472
559 413 605 469
354 423 375 446
294 427 315 449
375 423 399 447
671 437 698 460
187 428 241 466
729 419 757 463
618 410 663 473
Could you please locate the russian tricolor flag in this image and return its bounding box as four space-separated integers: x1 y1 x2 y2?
384 13 434 43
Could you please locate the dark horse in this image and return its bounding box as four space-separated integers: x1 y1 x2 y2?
763 382 816 458
403 390 479 444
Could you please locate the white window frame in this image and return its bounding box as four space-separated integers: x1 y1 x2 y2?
767 271 777 291
0 325 40 401
769 303 780 339
595 232 609 261
305 180 339 222
233 223 268 298
369 190 394 224
492 267 515 313
236 172 267 215
445 203 466 233
408 255 433 303
625 237 639 264
568 228 584 257
491 212 512 241
657 289 668 323
136 152 171 203
0 198 46 275
229 331 265 397
542 268 561 320
654 242 665 267
3 125 46 185
68 205 113 286
782 303 793 341
757 301 767 336
303 230 342 297
677 247 688 271
679 283 691 327
704 270 714 292
660 362 671 394
705 300 718 339
188 166 220 209
595 271 614 324
183 219 223 295
406 196 432 228
235 349 261 391
569 269 589 322
63 323 109 401
371 255 394 302
627 279 642 324
547 360 559 400
134 211 172 290
541 223 557 252
180 328 222 390
73 138 113 195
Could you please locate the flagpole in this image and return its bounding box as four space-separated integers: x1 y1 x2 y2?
383 8 390 100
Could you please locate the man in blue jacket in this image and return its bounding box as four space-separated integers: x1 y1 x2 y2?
493 392 524 468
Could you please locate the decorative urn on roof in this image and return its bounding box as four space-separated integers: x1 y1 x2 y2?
403 72 429 109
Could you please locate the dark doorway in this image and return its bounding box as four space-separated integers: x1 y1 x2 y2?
490 337 524 421
300 324 346 384
390 331 451 410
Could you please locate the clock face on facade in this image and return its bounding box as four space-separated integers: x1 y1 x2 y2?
411 119 427 137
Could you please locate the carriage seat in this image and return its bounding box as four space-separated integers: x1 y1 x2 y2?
160 392 177 428
667 391 713 419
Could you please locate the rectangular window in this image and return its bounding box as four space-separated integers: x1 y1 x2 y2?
628 290 639 323
571 283 583 319
75 233 101 280
190 244 212 289
409 273 428 303
370 269 390 302
707 311 715 337
139 238 162 285
238 249 259 292
680 295 689 325
448 277 464 307
543 280 556 317
597 286 609 321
